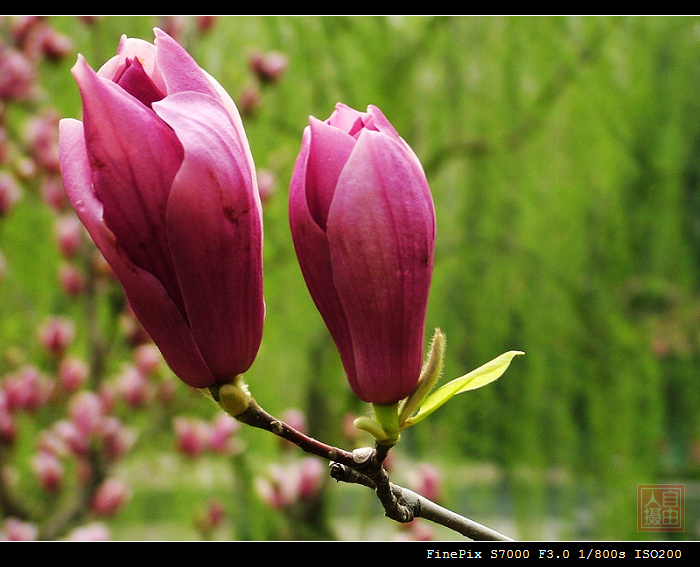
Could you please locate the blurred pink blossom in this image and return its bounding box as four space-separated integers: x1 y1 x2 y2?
173 416 211 458
407 462 443 504
31 451 64 492
207 413 240 454
90 477 131 516
116 366 152 408
54 214 84 258
52 419 89 457
249 49 288 83
0 390 16 444
37 316 75 356
0 172 21 216
1 518 38 541
255 457 325 509
58 262 87 296
68 390 104 436
3 365 53 412
96 416 136 463
57 357 89 392
133 343 162 376
24 110 61 173
0 47 36 101
66 522 110 541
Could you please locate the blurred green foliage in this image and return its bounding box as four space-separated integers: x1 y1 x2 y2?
2 15 700 540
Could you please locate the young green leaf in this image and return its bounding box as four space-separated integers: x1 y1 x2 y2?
402 350 524 427
398 328 446 427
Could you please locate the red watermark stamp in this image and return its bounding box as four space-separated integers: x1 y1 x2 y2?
637 484 685 532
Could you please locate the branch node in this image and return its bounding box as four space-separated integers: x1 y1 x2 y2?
352 447 374 465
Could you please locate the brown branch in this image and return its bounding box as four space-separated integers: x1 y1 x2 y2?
226 396 514 541
329 461 513 541
232 398 356 468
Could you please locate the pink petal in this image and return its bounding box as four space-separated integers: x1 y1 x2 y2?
288 128 358 385
112 57 165 107
154 29 256 182
327 103 367 134
153 28 219 98
305 117 356 230
326 130 435 403
58 118 215 388
153 29 255 172
154 92 264 380
72 55 185 313
98 35 166 94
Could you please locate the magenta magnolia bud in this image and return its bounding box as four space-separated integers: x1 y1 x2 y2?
289 103 435 404
58 29 264 389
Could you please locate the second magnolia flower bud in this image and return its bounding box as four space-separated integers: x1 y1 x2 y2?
289 103 436 405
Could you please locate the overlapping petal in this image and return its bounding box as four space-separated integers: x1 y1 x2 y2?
289 126 358 387
72 55 185 314
154 91 264 380
327 129 434 402
58 119 215 388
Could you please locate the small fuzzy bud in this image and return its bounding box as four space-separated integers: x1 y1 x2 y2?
216 379 251 417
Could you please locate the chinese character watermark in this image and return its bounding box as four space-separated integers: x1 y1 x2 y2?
637 484 685 532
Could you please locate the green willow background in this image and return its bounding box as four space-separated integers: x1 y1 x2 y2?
2 15 699 540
